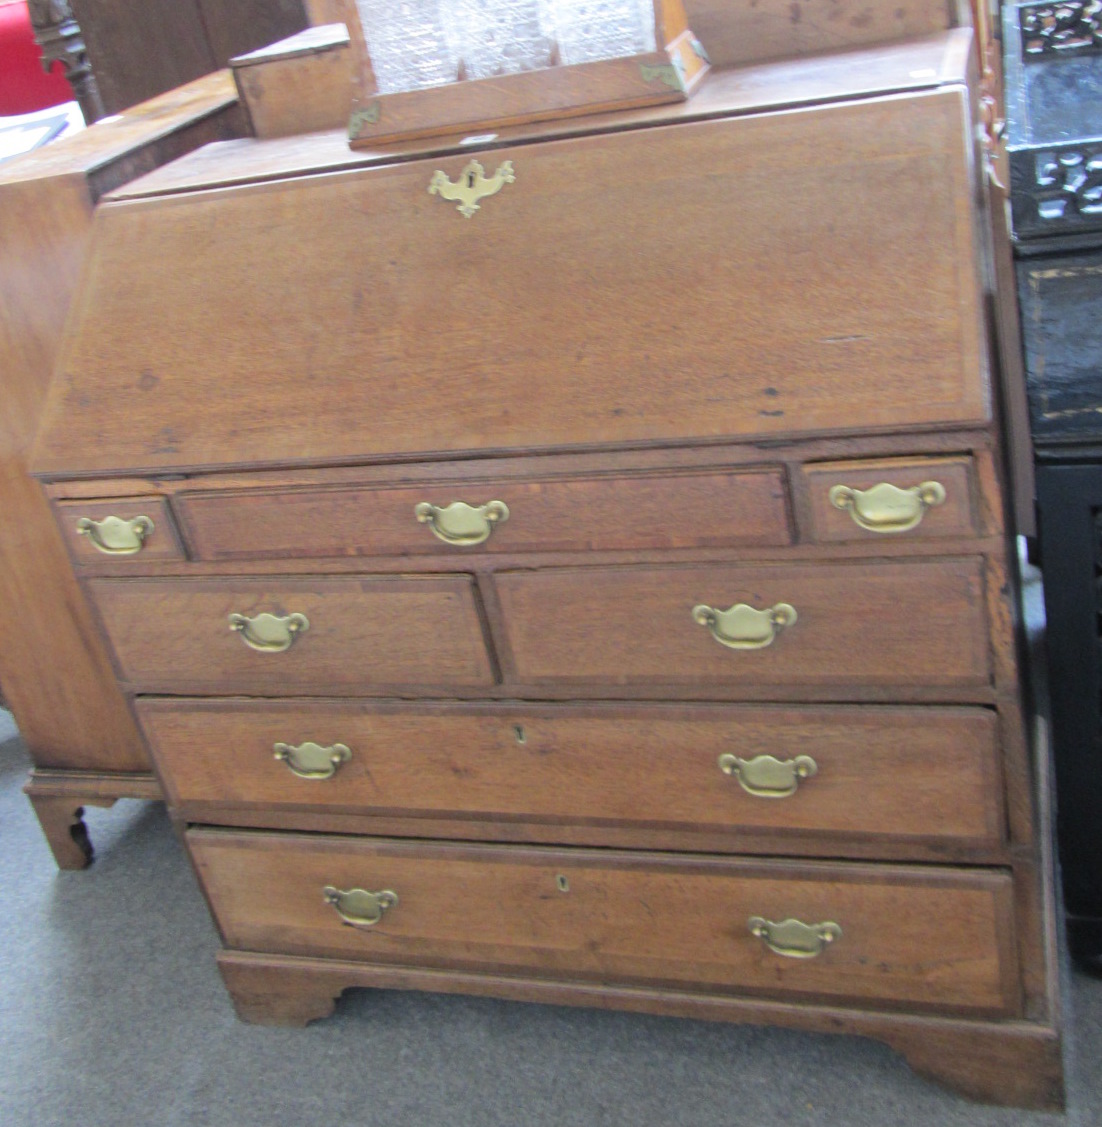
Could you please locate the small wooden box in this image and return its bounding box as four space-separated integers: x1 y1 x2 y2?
231 24 354 139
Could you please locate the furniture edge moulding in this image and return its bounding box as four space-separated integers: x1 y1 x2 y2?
213 951 1064 1110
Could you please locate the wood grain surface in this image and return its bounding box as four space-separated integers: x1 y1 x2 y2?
139 698 1003 848
494 556 990 691
89 575 495 694
191 830 1018 1015
176 468 790 561
233 26 352 139
801 456 978 542
56 497 185 566
33 87 985 479
216 949 1062 1109
0 72 240 775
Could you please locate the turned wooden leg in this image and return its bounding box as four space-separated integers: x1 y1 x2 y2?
882 1022 1064 1110
218 952 343 1026
25 793 118 870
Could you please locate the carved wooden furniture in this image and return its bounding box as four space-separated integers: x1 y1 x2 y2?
30 27 1062 1108
0 71 245 868
1004 0 1102 969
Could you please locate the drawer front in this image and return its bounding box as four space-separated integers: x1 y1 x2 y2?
141 700 1003 848
801 457 977 542
494 558 990 692
190 831 1018 1015
36 90 986 479
88 576 495 694
177 469 791 561
56 497 184 566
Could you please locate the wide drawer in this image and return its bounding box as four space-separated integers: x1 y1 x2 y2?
176 468 790 561
140 700 1003 850
494 557 990 693
190 831 1018 1016
88 576 495 694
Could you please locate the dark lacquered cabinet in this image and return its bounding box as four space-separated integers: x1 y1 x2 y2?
1007 0 1102 968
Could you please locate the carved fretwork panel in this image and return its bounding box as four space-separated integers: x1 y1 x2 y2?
1011 143 1102 236
1021 0 1102 59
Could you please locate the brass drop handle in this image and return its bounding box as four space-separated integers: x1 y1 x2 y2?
274 742 351 781
75 514 154 555
692 602 797 650
748 917 842 959
414 500 509 546
323 886 398 928
228 612 309 653
829 480 946 533
719 753 817 798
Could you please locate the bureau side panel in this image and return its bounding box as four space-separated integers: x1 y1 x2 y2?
34 88 988 478
0 175 148 771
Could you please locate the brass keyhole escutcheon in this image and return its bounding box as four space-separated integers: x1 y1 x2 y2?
556 875 570 893
428 159 515 218
514 725 526 744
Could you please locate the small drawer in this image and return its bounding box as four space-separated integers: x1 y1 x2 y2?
87 575 495 695
55 497 184 566
801 457 976 541
494 557 990 694
139 700 1003 850
190 830 1019 1016
176 468 791 561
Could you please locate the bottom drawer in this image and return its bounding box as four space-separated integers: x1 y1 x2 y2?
190 830 1018 1016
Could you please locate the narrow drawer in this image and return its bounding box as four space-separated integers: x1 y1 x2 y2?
176 468 791 561
87 576 494 694
55 497 184 566
190 830 1019 1016
494 557 990 693
801 456 976 541
140 700 1003 849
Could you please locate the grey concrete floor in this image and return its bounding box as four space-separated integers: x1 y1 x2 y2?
0 715 1099 1127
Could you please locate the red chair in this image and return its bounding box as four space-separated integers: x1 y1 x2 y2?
0 1 74 116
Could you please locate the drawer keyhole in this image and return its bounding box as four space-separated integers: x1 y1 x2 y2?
514 725 526 744
556 875 570 893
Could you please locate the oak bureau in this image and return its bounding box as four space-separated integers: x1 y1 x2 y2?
29 28 1063 1108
